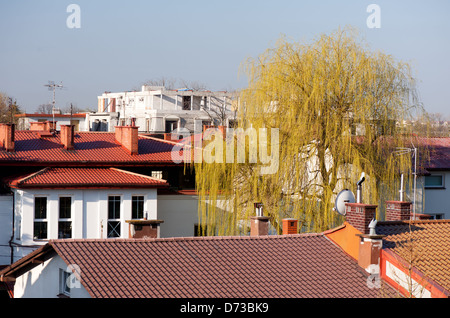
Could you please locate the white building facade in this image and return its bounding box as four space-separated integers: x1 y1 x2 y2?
16 113 88 131
92 86 238 133
10 188 158 263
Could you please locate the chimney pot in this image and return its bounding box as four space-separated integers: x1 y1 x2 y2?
60 125 75 150
115 125 139 155
0 124 15 152
45 121 56 132
356 233 385 273
30 122 46 131
126 219 163 239
250 216 270 236
254 202 263 217
345 203 377 234
282 218 298 235
385 200 411 221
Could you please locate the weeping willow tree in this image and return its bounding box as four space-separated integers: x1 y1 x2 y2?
192 28 422 236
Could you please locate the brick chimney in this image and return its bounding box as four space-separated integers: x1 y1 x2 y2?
115 126 139 155
30 121 56 133
345 203 377 234
356 232 385 274
282 218 298 235
60 125 75 150
250 202 270 236
45 121 56 131
250 216 270 236
30 122 47 131
0 124 15 152
385 201 411 221
125 219 164 239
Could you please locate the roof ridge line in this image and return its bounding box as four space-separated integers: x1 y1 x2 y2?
109 167 168 183
139 134 184 146
13 167 50 186
50 233 325 244
378 219 450 225
139 134 198 151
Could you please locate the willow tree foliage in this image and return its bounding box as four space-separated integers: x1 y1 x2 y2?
193 28 421 235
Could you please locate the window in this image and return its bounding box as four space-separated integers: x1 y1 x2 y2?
132 196 144 219
202 120 212 131
165 120 178 133
59 197 72 239
59 269 71 297
34 197 47 240
425 174 444 188
108 196 121 238
182 96 191 110
151 171 163 179
228 119 237 128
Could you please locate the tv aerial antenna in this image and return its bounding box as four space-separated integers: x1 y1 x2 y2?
44 81 64 125
393 145 418 219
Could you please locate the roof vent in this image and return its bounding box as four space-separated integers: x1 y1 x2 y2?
356 172 365 204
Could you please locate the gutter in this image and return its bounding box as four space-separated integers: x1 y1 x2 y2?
8 192 14 265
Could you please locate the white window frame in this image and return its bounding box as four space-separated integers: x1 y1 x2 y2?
59 269 71 296
424 174 445 188
58 195 73 239
107 195 122 238
131 194 146 220
34 196 48 240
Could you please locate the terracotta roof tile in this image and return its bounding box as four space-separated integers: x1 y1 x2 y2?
6 167 168 189
414 137 450 170
0 131 181 165
47 235 399 298
377 219 450 292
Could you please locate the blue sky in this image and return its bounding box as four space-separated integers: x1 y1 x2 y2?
0 0 449 116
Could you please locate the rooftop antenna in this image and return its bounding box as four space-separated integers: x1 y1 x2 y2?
44 81 64 127
399 173 405 201
70 103 74 123
393 144 417 219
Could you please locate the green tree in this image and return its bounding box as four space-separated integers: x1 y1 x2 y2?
0 92 23 124
193 28 422 235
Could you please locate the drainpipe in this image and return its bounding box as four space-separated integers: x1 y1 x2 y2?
8 191 15 265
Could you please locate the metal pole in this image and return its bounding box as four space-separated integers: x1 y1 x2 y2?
52 86 56 125
413 147 417 219
399 174 404 201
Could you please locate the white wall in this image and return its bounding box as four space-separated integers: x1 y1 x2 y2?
0 195 13 265
18 117 88 131
157 194 199 237
11 188 158 261
13 255 91 298
421 171 450 219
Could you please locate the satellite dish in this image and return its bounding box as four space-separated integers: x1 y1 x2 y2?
333 189 355 216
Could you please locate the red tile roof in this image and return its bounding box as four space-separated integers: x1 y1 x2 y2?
15 113 87 118
377 219 450 292
6 167 168 189
0 131 182 166
1 234 400 298
414 137 450 171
